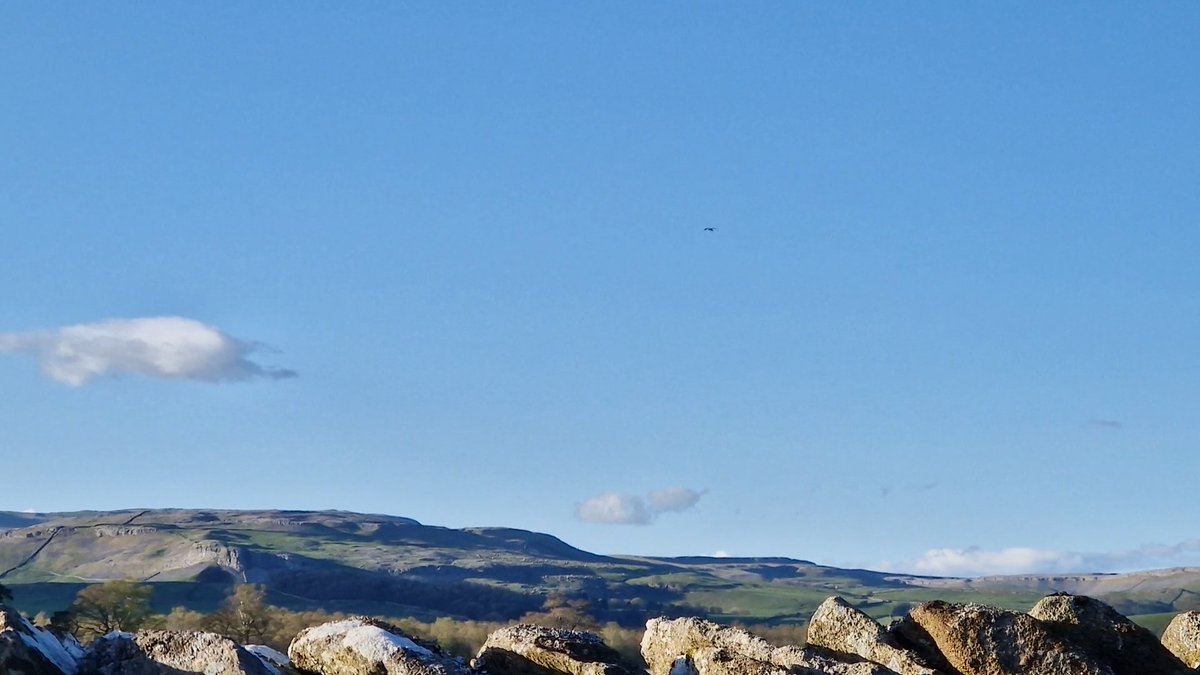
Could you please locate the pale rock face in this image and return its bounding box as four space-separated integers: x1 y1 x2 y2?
1162 611 1200 668
640 617 890 675
287 617 469 675
806 597 938 675
1028 593 1189 675
0 605 83 675
471 624 637 675
891 601 1110 675
79 631 275 675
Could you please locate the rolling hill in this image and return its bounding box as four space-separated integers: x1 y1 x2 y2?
2 509 1196 633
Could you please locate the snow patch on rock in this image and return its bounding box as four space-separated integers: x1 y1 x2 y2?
304 619 434 659
245 645 291 666
13 613 82 675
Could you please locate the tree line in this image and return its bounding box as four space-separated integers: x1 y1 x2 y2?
5 579 805 666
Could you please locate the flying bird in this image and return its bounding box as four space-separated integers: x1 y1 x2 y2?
703 227 716 232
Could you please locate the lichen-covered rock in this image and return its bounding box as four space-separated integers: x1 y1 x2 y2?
471 624 637 675
891 601 1110 675
1029 593 1189 675
287 617 468 675
806 597 939 675
1162 611 1200 668
641 617 891 675
0 605 84 675
80 631 274 675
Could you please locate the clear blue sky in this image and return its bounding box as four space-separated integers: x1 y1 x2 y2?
2 3 1197 577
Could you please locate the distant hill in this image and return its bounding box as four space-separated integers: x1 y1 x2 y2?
2 509 1198 630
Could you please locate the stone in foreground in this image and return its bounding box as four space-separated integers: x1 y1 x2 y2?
1028 593 1189 675
80 631 274 675
891 601 1107 675
641 616 891 675
0 605 83 675
288 617 469 675
1162 610 1200 669
806 597 939 675
472 624 637 675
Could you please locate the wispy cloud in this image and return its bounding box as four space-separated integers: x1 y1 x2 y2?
0 317 296 386
576 487 706 525
879 480 939 499
1088 418 1124 430
885 539 1200 577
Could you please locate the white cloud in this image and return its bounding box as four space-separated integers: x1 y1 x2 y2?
889 539 1200 577
0 317 296 386
575 494 651 525
906 547 1086 577
647 487 705 513
576 487 705 525
713 550 731 558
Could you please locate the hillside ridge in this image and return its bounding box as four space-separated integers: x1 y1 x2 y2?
3 509 1198 631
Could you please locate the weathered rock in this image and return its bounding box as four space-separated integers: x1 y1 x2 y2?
1029 593 1189 675
287 617 469 675
0 605 84 675
471 624 637 675
807 597 939 675
891 601 1110 675
1162 611 1200 668
80 631 274 675
641 617 891 675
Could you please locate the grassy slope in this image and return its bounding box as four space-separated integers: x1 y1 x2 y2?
2 509 1197 634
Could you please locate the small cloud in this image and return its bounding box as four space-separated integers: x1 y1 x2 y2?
1088 419 1123 430
0 317 296 386
576 487 705 525
713 550 731 558
646 488 706 513
574 494 651 525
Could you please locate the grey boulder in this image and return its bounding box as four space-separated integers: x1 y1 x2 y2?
288 617 469 675
472 624 637 675
0 605 84 675
80 631 274 675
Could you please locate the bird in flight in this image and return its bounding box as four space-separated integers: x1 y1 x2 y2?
703 227 716 232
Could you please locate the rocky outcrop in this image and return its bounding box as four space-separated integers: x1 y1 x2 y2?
1029 593 1189 675
1162 611 1200 668
80 631 275 675
471 624 637 675
0 605 83 675
890 601 1109 675
287 617 469 675
640 617 890 675
806 597 938 675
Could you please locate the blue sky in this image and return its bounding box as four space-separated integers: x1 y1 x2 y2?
2 3 1198 577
